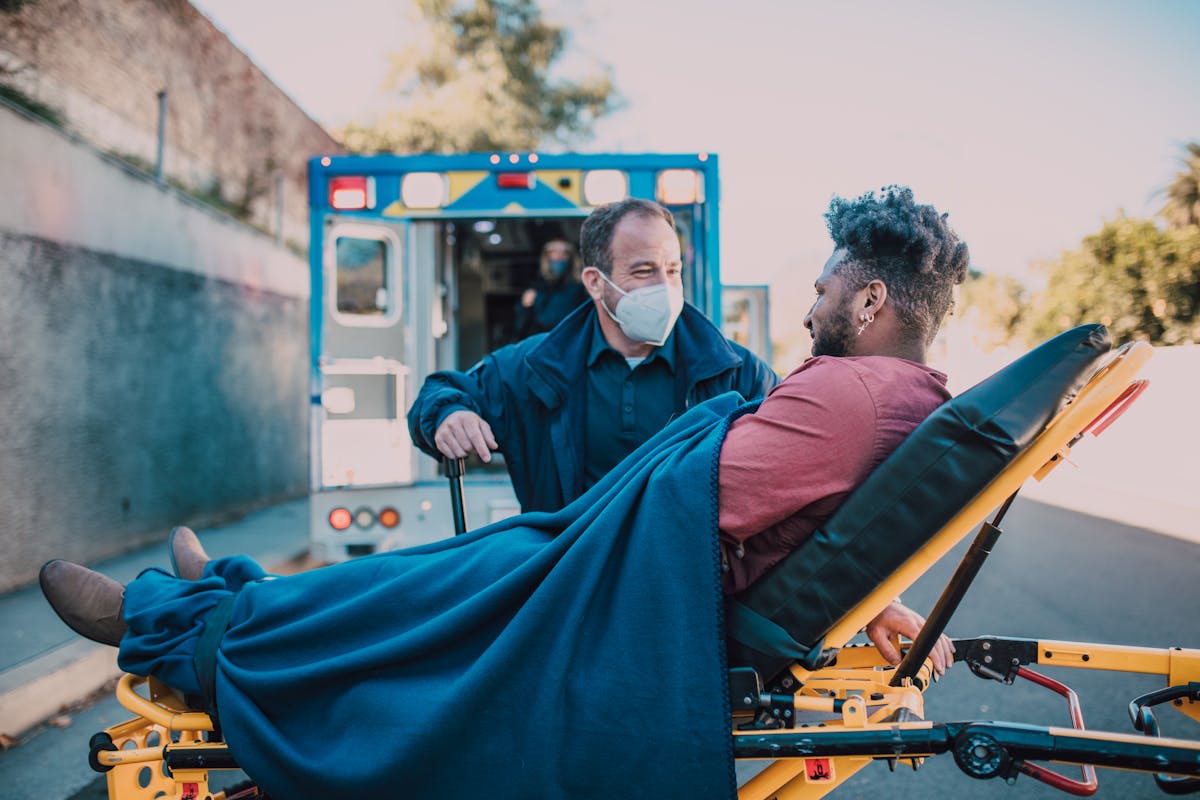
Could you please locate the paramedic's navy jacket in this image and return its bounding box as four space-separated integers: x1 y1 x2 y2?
407 301 778 512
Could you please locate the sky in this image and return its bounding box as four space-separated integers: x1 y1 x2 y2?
192 0 1200 344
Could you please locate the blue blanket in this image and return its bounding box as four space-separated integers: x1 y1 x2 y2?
121 393 752 799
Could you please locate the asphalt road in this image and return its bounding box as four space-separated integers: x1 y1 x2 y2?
1 496 1196 800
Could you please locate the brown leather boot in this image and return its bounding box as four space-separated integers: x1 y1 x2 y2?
39 560 126 647
168 526 210 581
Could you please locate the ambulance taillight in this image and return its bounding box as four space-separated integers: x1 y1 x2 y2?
328 507 353 531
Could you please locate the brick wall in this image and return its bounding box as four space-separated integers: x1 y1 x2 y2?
0 0 341 250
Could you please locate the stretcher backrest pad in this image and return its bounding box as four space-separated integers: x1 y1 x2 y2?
726 324 1115 680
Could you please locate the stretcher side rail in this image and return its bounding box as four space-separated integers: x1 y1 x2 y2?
733 721 1200 783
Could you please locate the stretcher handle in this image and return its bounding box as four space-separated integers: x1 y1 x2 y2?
1079 379 1149 438
444 457 469 536
1013 667 1099 796
1128 682 1200 794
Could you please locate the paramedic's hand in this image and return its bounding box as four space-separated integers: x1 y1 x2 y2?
865 602 955 677
434 410 499 463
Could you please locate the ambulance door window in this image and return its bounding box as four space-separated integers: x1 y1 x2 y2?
329 226 401 326
336 237 387 315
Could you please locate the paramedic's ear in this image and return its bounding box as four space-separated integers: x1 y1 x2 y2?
581 266 607 301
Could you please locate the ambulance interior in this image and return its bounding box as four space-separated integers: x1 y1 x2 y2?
446 216 586 365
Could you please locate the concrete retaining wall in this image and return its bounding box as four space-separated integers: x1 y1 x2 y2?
0 104 310 593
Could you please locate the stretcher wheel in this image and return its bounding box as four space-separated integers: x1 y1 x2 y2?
88 731 117 773
952 728 1011 781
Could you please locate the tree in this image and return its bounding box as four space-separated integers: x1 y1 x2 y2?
338 0 618 154
1160 142 1200 229
951 269 1028 350
1023 216 1200 346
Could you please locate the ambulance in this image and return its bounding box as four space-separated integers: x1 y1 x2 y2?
306 152 769 560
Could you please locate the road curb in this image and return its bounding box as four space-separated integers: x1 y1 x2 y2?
0 498 311 740
0 642 120 739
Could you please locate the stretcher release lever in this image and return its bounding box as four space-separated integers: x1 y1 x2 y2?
954 635 1040 684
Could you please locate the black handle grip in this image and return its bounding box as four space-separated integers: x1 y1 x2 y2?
445 457 468 535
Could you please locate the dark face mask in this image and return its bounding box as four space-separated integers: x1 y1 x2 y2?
547 258 570 278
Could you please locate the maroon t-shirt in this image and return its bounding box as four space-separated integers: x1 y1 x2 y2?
718 356 951 594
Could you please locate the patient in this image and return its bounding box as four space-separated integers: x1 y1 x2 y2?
39 185 966 798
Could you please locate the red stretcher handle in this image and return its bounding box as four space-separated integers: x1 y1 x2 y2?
1014 667 1100 796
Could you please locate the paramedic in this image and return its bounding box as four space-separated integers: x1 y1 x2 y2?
407 198 779 513
511 238 589 340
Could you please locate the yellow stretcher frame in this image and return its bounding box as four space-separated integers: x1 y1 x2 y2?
735 341 1200 798
734 638 1200 799
87 340 1200 799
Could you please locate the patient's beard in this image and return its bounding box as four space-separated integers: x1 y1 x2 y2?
811 311 856 358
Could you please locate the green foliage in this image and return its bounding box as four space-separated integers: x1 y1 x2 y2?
0 0 36 13
1023 216 1200 346
338 0 618 154
108 150 262 227
0 82 64 127
953 269 1028 350
1160 141 1200 229
954 142 1200 349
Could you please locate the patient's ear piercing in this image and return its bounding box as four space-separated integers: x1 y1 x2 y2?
857 311 874 335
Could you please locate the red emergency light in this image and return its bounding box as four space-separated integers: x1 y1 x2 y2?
329 176 370 210
496 172 535 190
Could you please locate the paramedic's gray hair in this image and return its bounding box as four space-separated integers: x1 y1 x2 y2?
580 199 676 275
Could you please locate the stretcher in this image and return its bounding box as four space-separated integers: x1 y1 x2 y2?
83 324 1199 799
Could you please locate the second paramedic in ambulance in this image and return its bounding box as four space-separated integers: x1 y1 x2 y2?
511 238 589 340
408 198 779 513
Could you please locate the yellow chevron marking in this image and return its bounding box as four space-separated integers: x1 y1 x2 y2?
534 169 584 205
447 171 489 204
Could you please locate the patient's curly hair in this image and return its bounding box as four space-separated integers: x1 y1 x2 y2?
825 185 970 345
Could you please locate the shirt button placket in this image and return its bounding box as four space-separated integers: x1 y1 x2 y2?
622 377 634 431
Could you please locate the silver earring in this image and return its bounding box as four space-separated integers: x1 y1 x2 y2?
857 312 874 336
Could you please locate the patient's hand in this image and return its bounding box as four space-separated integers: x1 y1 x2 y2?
865 602 955 677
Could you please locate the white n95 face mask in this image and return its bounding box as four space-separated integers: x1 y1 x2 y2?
596 271 685 346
